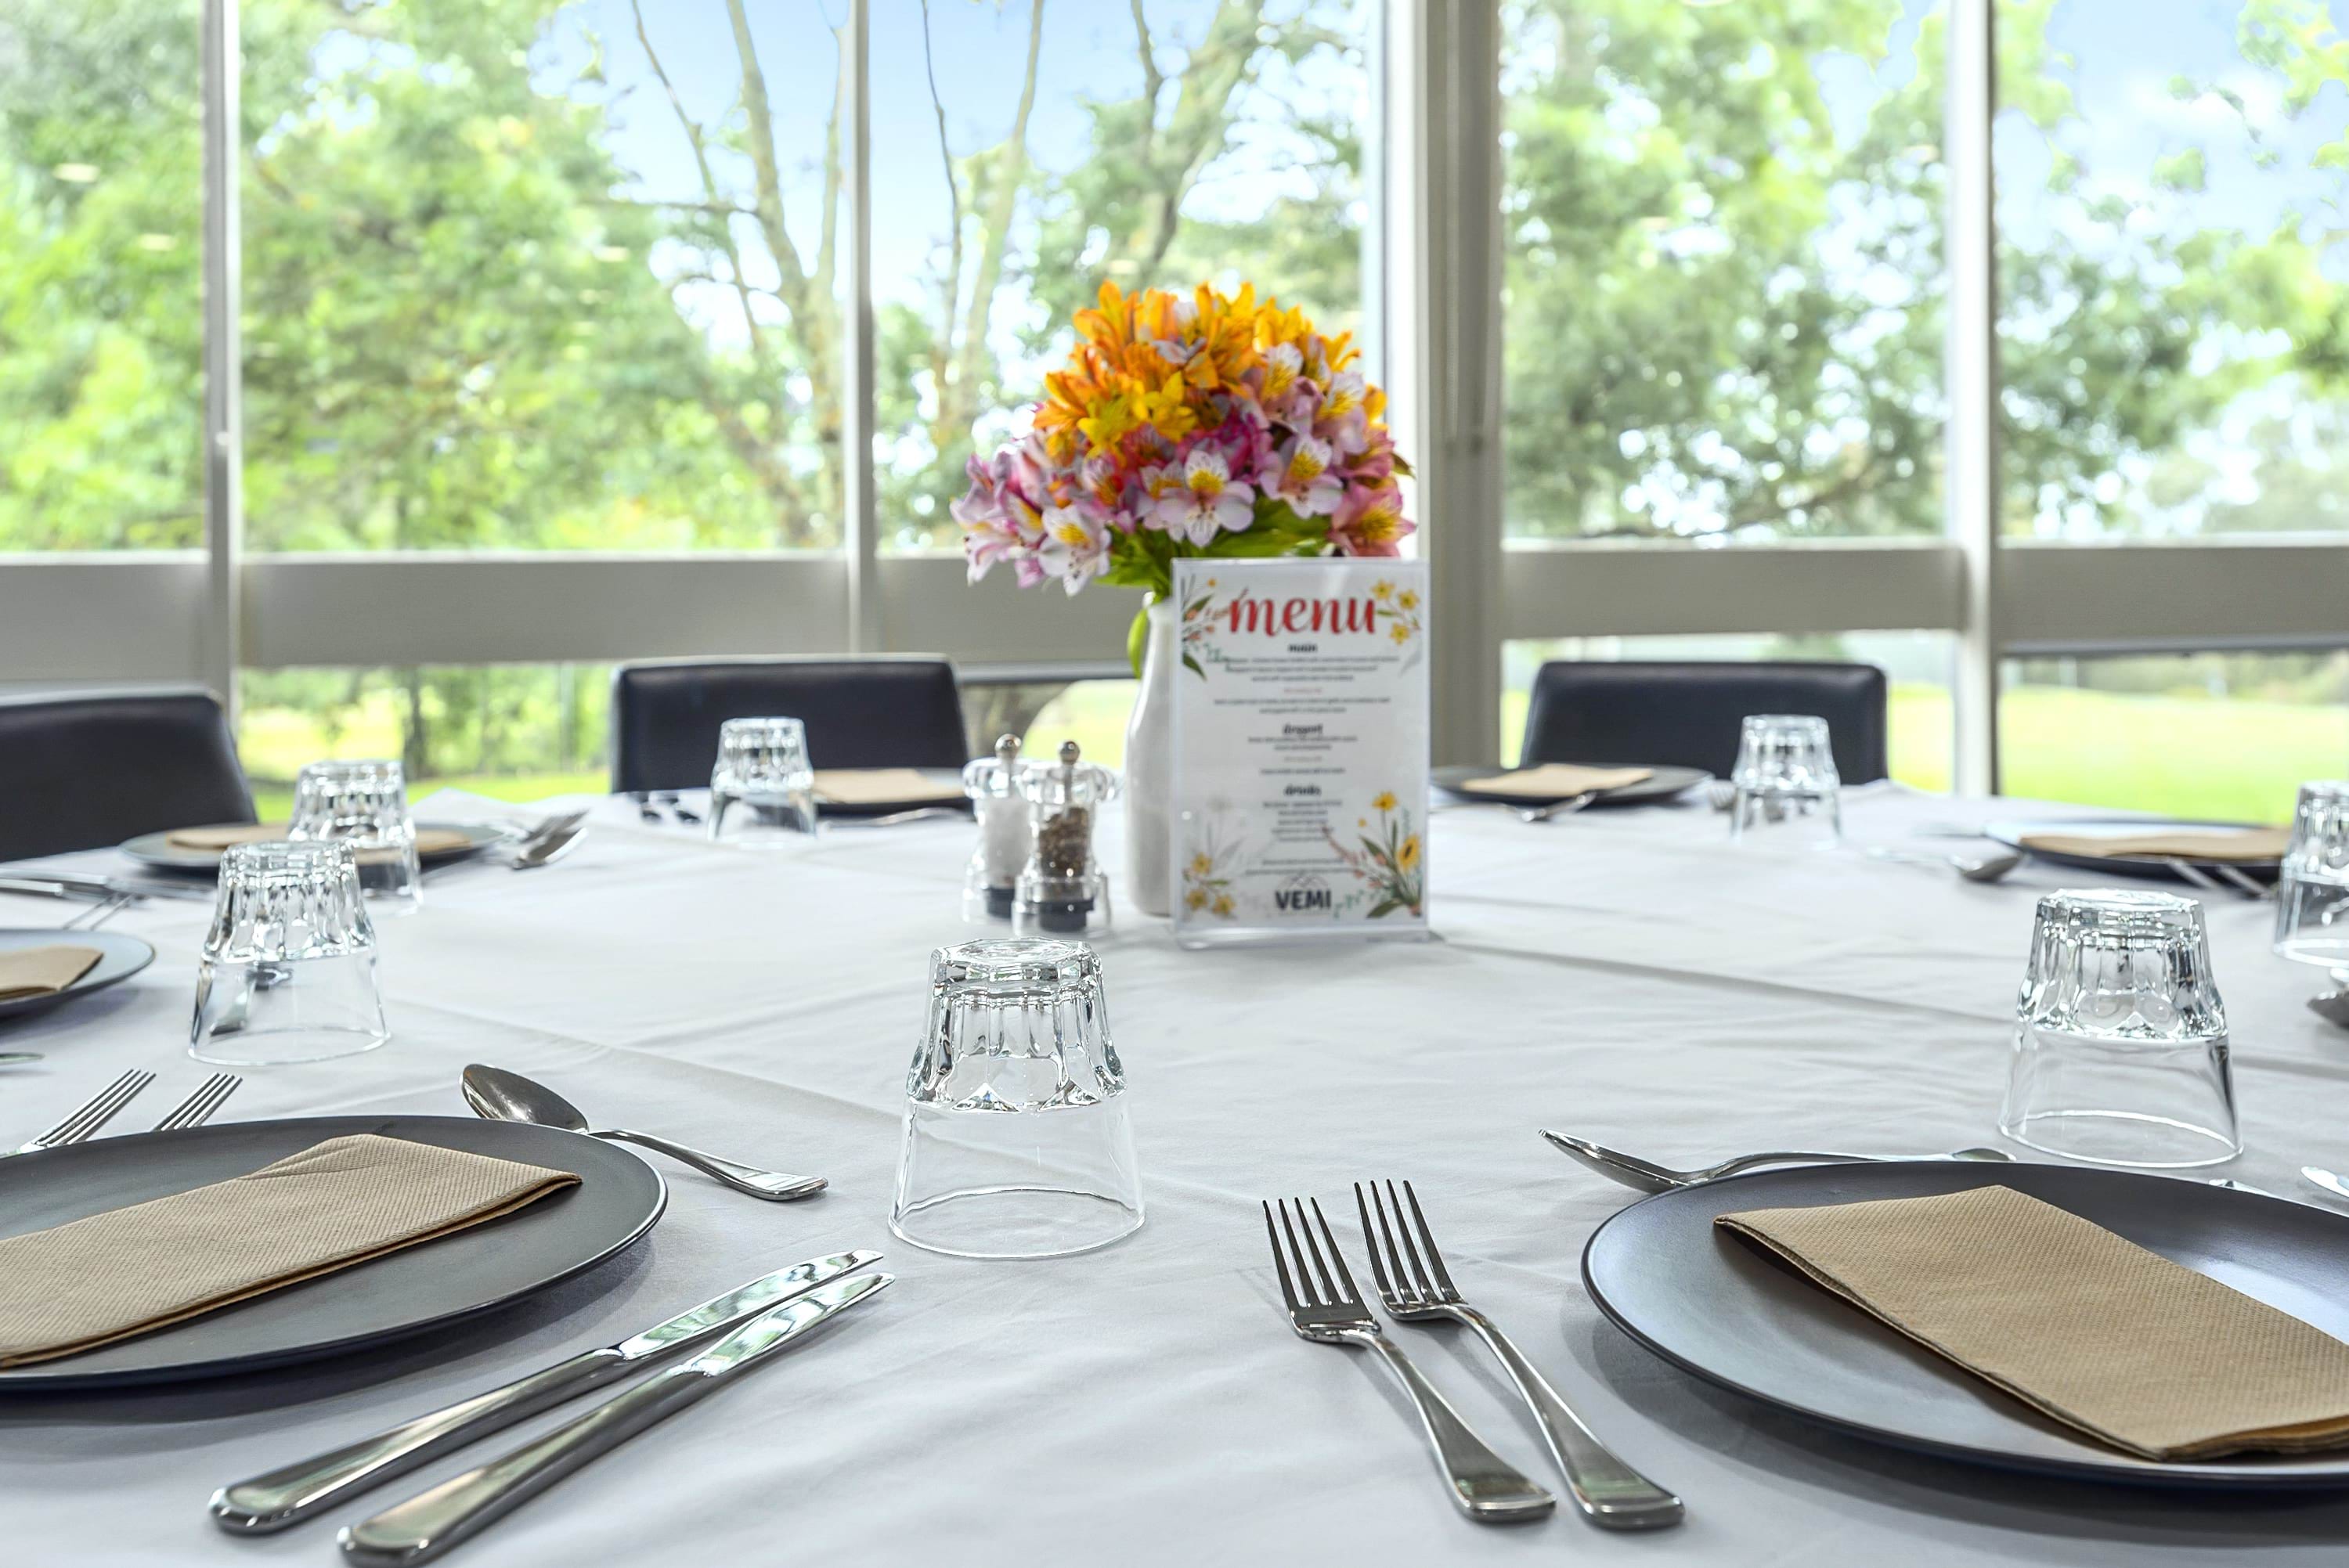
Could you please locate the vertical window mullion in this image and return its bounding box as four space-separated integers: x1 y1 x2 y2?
201 0 244 709
843 0 880 652
1946 0 2000 795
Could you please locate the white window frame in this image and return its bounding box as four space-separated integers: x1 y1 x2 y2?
2 0 2344 780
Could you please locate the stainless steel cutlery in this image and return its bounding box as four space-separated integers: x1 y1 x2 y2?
212 1249 882 1534
0 868 216 902
1515 791 1598 824
152 1073 241 1132
1864 845 2025 884
337 1271 893 1566
463 1064 826 1202
425 813 587 881
1541 1129 2013 1192
9 1069 154 1155
1261 1196 1554 1523
1354 1181 1681 1529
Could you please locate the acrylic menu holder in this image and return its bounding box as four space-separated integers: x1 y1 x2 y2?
1168 557 1431 949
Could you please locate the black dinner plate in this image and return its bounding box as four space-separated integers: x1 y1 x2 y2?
1983 816 2282 882
814 768 974 819
0 1114 664 1390
1433 762 1711 809
1582 1160 2349 1488
0 930 155 1024
121 820 512 874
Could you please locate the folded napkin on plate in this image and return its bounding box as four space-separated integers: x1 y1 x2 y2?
166 823 285 850
1718 1184 2349 1460
0 1134 578 1366
1456 762 1654 798
812 768 965 807
2019 826 2291 864
168 824 470 856
0 946 103 1001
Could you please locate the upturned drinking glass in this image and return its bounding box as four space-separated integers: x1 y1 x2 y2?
2001 889 2236 1169
2275 782 2349 987
1729 713 1842 848
192 841 389 1066
288 758 420 914
890 939 1143 1260
708 716 817 844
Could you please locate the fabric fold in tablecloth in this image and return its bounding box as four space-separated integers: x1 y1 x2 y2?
1718 1184 2349 1460
0 1134 579 1365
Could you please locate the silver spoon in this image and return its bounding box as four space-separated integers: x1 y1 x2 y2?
1864 845 2026 884
2303 1166 2349 1205
1540 1129 2015 1193
462 1064 825 1202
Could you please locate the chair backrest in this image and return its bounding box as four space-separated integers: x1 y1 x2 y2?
610 658 972 793
0 687 256 860
1520 660 1889 784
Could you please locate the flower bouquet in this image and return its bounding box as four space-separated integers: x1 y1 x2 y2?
953 280 1413 667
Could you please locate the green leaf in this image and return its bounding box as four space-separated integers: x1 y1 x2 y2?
1181 652 1205 678
1126 601 1151 676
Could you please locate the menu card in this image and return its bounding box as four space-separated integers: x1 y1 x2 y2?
1169 558 1431 947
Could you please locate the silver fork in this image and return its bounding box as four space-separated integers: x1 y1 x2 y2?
152 1073 241 1132
1261 1198 1553 1522
1356 1181 1684 1530
10 1069 156 1155
61 892 135 931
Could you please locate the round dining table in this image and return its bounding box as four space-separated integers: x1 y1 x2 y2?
0 783 2340 1566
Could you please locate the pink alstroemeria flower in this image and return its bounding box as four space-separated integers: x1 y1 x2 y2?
1314 369 1372 456
1150 447 1257 546
1268 433 1344 517
1330 482 1414 557
1034 503 1112 594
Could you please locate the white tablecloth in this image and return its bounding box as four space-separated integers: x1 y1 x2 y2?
3 787 2344 1566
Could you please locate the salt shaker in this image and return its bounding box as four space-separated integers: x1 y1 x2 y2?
1013 741 1118 936
962 734 1032 921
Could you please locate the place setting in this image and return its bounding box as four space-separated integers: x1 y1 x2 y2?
1432 762 1712 821
1527 871 2349 1498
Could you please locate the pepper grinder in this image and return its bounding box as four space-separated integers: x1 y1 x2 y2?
1013 740 1119 936
962 733 1032 921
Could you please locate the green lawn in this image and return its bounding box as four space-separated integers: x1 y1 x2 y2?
238 677 2344 827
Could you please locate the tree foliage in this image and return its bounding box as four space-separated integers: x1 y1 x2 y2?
2 0 2344 771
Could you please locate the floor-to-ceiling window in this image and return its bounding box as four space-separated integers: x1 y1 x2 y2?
3 0 2344 816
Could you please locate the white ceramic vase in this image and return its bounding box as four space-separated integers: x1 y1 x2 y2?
1123 597 1177 917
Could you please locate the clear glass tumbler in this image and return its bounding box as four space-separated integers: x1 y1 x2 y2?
2275 781 2349 979
2001 888 2237 1169
192 841 390 1066
708 716 817 844
1729 713 1842 848
890 938 1143 1260
289 758 420 914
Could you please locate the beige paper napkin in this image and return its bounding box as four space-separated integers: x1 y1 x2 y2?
0 946 103 1001
1718 1184 2349 1460
2020 826 2291 864
1457 762 1654 798
166 823 285 850
0 1134 579 1366
812 768 965 807
168 824 470 856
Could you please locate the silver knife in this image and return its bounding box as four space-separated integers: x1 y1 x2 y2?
340 1271 893 1567
0 871 214 903
211 1249 880 1534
